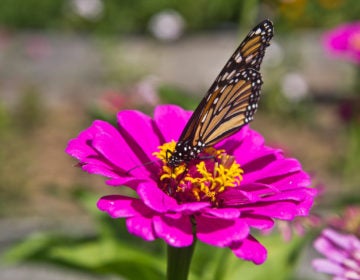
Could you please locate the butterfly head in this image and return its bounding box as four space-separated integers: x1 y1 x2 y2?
166 151 182 168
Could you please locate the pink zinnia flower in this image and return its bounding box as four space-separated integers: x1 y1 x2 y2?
312 228 360 279
323 21 360 64
66 105 316 264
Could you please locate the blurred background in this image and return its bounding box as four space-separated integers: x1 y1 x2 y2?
0 0 360 279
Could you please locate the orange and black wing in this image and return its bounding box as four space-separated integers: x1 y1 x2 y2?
178 19 273 147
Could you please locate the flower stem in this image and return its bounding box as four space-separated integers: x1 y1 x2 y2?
166 241 196 280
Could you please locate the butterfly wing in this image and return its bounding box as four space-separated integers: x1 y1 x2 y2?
178 19 274 148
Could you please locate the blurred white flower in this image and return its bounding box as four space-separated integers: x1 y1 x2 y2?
70 0 103 20
281 72 309 102
148 10 185 41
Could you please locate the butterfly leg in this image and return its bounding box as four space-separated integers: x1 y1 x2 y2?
166 149 173 162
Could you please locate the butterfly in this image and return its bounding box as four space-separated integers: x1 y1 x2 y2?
167 19 274 168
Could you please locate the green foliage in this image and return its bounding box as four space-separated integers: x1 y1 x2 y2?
189 234 308 280
4 233 166 280
261 86 315 124
0 0 63 29
0 0 244 34
0 102 12 137
3 192 166 280
342 122 360 188
86 104 118 126
1 0 358 34
158 84 199 110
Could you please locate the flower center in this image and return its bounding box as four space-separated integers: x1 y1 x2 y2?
153 141 244 204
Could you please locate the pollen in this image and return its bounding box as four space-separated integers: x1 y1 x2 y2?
154 141 244 204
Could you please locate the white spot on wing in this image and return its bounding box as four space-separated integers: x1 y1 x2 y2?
227 70 236 79
201 112 208 123
221 72 229 81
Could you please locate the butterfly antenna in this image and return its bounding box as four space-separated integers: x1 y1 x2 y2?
126 159 162 175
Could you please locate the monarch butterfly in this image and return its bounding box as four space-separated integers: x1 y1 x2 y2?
167 19 274 167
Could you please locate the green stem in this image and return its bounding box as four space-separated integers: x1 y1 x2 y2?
166 240 196 280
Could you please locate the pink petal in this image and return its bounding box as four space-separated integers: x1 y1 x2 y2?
153 105 192 142
175 202 211 213
66 120 151 180
117 110 161 167
293 189 318 216
221 127 282 166
219 184 279 205
313 228 360 277
322 228 360 251
126 215 156 241
196 216 249 247
312 259 345 275
202 208 241 219
66 121 123 177
66 122 99 160
104 177 148 189
137 182 180 213
153 214 193 247
313 235 347 263
260 188 315 203
242 158 306 185
231 235 267 264
241 215 275 230
97 195 153 218
261 170 311 190
239 201 299 220
217 125 251 151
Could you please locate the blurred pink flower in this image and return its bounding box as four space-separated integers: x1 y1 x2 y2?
323 22 360 64
313 228 360 279
98 91 127 114
327 206 360 237
66 105 317 264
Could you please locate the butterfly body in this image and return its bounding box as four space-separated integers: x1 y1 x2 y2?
167 139 205 167
167 20 274 168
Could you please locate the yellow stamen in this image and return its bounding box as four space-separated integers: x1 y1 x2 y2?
153 140 177 163
154 141 244 203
